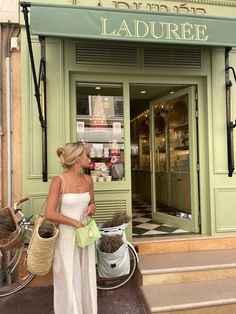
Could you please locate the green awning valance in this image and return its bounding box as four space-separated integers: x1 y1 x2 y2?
30 3 236 47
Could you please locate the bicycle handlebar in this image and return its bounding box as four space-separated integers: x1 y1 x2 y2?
13 197 29 211
17 197 29 204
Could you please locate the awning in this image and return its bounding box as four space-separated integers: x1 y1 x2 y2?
20 2 236 180
29 3 236 47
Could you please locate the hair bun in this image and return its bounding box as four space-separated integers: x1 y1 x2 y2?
56 142 85 169
56 147 65 158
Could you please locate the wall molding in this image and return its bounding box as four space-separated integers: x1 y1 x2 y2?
214 187 236 233
26 39 64 179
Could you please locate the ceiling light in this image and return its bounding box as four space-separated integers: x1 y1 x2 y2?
95 86 101 90
140 90 146 94
170 91 175 94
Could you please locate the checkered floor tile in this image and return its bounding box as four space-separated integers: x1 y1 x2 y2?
132 196 192 238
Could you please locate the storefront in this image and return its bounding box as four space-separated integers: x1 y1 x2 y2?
21 0 236 238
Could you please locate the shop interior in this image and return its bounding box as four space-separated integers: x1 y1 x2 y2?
130 83 193 237
76 82 194 238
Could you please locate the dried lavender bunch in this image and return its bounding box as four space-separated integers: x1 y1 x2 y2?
0 208 17 240
98 234 124 253
102 210 131 228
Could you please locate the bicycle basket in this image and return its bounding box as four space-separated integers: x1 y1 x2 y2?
0 207 24 250
96 241 130 278
96 223 130 278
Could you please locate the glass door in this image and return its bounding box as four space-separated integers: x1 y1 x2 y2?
150 87 199 233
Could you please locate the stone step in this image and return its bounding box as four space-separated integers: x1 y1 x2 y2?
141 278 236 314
133 235 236 255
137 249 236 286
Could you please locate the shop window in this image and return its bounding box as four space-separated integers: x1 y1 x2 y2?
76 82 124 183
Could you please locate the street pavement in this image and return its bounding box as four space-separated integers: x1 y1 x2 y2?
0 279 146 314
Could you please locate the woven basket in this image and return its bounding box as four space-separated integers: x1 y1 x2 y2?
0 207 24 250
27 216 59 275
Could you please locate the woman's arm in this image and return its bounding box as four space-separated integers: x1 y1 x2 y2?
85 175 96 217
44 176 83 227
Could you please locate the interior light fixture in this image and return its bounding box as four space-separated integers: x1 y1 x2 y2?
140 90 146 94
170 91 175 94
95 86 101 90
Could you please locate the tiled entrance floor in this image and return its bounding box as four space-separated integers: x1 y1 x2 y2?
132 197 192 238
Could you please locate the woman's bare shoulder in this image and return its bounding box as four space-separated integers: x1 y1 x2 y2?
50 175 64 188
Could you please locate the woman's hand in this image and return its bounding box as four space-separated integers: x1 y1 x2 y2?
75 221 85 228
85 204 96 217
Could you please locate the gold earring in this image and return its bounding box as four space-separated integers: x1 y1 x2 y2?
76 162 81 175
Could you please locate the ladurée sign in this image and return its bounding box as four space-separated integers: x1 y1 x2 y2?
30 4 236 47
101 18 208 41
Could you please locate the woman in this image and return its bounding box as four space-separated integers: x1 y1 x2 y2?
44 142 97 314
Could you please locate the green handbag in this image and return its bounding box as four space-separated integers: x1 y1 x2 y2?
75 219 101 248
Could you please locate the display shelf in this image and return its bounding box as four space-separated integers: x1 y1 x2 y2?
173 123 188 131
90 157 112 160
174 146 189 150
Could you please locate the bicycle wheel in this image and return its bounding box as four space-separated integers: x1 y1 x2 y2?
0 228 35 297
96 243 138 290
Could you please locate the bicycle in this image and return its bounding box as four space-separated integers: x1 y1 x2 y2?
96 224 139 290
0 200 139 295
0 198 35 297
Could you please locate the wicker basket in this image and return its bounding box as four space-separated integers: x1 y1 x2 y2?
27 216 59 275
0 207 24 250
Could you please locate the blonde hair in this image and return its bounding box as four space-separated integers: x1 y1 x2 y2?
57 142 85 169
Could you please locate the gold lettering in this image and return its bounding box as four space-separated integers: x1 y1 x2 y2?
117 20 132 37
146 4 162 11
178 3 190 14
149 21 165 39
134 20 149 37
97 0 103 7
195 24 208 41
150 4 160 11
100 18 116 36
196 7 206 15
166 23 180 40
191 7 206 15
174 5 179 13
160 5 168 12
180 23 194 40
133 2 142 10
113 1 131 9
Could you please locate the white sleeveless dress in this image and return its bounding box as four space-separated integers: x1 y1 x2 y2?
53 193 97 314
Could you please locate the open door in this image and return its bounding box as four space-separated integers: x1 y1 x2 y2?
149 86 199 233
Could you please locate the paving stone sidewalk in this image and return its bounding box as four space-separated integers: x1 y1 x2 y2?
0 279 146 314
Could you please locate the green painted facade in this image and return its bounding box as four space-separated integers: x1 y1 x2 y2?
21 0 236 237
